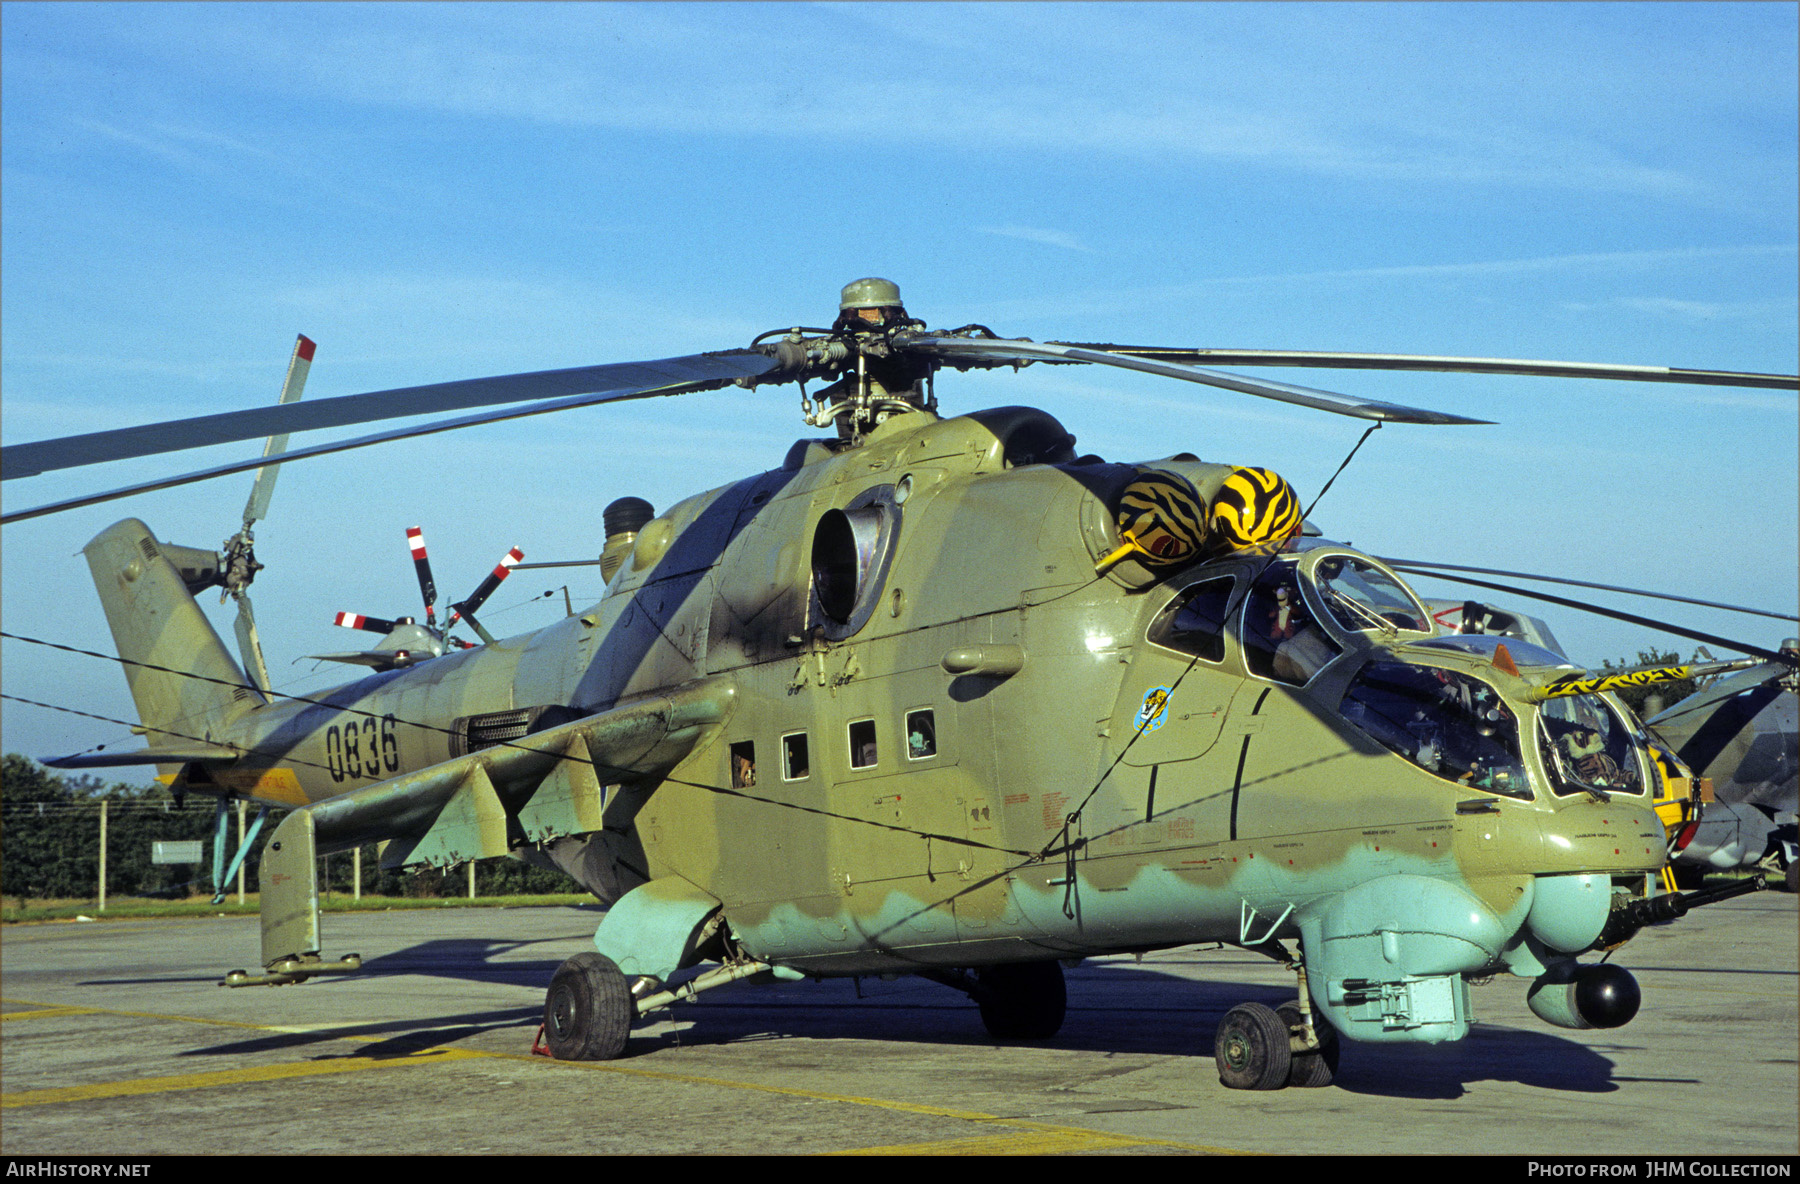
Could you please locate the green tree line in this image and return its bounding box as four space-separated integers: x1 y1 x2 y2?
2 754 581 901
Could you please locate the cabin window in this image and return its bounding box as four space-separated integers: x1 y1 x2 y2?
1149 577 1235 662
730 741 757 788
906 710 937 760
848 719 878 769
782 732 810 781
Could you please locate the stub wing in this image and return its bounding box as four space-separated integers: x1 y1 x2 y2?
246 680 736 978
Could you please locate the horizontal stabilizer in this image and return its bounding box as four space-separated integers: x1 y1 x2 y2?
303 650 428 671
44 742 244 769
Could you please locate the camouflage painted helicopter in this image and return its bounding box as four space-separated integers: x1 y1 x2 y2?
6 279 1797 1090
1647 647 1799 891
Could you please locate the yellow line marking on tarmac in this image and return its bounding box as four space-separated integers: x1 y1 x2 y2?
2 998 289 1034
828 1130 1169 1155
1 997 1242 1153
2 1048 485 1108
476 1049 1241 1154
1 1007 104 1021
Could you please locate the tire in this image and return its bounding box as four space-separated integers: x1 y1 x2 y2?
543 952 633 1061
1215 1002 1292 1090
1277 1001 1340 1088
975 961 1067 1040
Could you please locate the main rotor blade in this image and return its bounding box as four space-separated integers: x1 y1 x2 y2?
1388 568 1797 666
0 364 776 525
240 334 316 527
1383 559 1800 624
1054 346 1800 391
897 334 1490 426
1 349 776 480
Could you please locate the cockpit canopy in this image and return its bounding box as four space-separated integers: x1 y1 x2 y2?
1537 692 1644 797
1341 660 1531 798
1147 545 1648 802
1312 553 1431 634
1151 545 1435 687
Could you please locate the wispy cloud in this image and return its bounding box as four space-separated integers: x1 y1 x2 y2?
1201 245 1800 287
941 244 1800 325
976 226 1094 253
69 116 410 217
68 4 1784 203
76 118 212 171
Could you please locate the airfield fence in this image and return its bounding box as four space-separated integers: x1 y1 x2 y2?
1 753 580 905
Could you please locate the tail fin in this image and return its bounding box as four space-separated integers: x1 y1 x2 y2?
83 519 266 748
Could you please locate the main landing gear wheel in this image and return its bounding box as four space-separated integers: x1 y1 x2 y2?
1215 1002 1292 1090
543 952 633 1061
1277 1000 1340 1088
975 961 1067 1040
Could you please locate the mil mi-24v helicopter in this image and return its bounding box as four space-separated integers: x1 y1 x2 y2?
5 278 1797 1091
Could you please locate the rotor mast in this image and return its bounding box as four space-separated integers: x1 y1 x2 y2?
765 278 939 442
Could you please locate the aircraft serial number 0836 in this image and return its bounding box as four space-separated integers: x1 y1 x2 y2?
321 716 401 784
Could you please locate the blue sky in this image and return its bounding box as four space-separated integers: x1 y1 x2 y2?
3 1 1796 774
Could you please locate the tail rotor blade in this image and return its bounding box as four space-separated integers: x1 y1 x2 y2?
452 546 523 619
334 611 398 635
241 334 316 528
217 336 315 633
233 593 273 698
449 546 523 645
406 526 439 626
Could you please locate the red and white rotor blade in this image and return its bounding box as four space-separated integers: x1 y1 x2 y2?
453 546 523 619
333 611 397 635
407 526 440 624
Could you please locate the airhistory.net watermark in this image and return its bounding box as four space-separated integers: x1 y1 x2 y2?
4 1166 151 1178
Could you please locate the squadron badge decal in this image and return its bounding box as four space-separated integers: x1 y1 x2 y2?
1135 685 1173 733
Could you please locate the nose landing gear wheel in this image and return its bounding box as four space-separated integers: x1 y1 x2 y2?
1215 1002 1292 1090
543 951 633 1061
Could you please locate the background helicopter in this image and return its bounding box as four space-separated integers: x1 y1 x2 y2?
1646 649 1799 891
5 276 1796 1090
